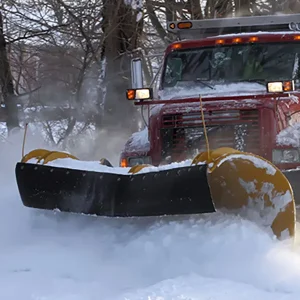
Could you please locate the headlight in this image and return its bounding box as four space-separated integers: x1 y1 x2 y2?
128 156 152 166
136 89 151 100
272 149 300 164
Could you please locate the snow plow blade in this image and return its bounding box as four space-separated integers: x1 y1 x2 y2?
15 162 215 217
15 147 296 240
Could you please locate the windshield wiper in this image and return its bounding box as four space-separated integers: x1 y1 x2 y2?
195 78 215 90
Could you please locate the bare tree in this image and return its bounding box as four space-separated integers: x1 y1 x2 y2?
2 0 105 146
0 10 19 132
2 0 299 148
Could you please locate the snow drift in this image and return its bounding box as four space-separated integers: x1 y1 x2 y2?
1 130 300 300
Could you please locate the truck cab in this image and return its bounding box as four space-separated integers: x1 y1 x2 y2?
120 14 300 175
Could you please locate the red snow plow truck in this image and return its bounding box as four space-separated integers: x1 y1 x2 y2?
16 14 300 241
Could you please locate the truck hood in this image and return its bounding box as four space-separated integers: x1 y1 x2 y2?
158 82 266 100
155 98 269 117
150 87 300 118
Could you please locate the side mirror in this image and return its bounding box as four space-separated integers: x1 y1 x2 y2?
131 58 143 89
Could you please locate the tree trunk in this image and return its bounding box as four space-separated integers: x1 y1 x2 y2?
165 0 176 22
190 0 203 19
234 0 251 16
101 0 143 133
145 0 167 43
0 11 19 132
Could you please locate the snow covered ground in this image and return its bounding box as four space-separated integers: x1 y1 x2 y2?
2 131 300 300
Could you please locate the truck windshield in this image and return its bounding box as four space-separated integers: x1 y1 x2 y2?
161 42 300 88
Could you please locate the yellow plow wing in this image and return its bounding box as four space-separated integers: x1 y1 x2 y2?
193 147 296 240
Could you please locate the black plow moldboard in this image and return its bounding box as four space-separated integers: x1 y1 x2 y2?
15 162 216 217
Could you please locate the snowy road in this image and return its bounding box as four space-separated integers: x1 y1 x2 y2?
2 133 300 300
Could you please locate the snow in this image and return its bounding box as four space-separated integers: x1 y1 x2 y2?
126 127 150 152
24 125 196 173
239 179 294 238
124 0 143 10
123 0 143 21
215 153 277 175
150 82 268 118
28 155 195 174
287 94 299 105
215 31 297 38
134 159 194 173
149 104 164 117
28 157 131 174
158 82 267 100
0 122 7 142
136 11 143 22
3 131 300 299
276 122 300 147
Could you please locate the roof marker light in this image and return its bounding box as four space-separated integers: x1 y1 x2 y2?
169 23 175 29
171 43 182 50
249 36 258 42
215 39 225 45
177 21 193 29
232 37 242 43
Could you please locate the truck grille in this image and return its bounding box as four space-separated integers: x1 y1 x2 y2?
161 109 260 162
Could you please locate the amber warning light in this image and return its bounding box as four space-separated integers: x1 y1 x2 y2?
249 36 259 43
120 158 128 168
177 21 193 29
